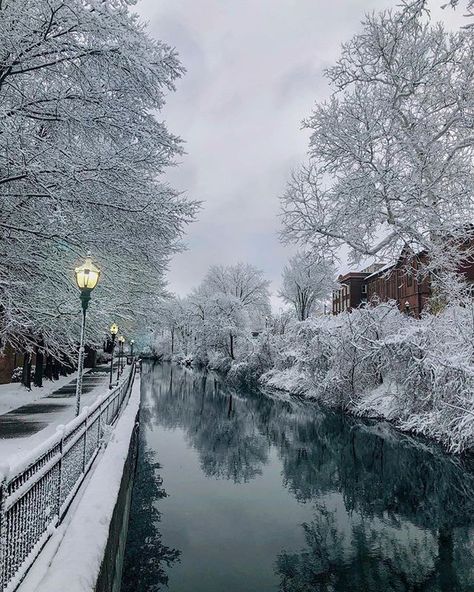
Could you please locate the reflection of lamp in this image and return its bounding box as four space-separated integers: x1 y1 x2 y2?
73 254 100 416
109 323 119 389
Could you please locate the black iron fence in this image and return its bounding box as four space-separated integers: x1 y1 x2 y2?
0 364 136 592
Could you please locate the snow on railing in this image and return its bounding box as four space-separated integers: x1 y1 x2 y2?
0 363 137 592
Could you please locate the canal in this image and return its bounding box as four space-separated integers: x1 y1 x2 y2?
121 362 474 592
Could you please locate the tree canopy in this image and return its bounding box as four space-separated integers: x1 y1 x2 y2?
281 2 474 291
0 0 198 356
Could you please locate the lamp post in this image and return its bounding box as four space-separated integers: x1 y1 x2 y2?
117 335 125 382
74 254 100 416
109 323 119 389
404 301 410 315
130 339 135 359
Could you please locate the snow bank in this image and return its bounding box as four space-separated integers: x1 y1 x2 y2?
18 379 141 592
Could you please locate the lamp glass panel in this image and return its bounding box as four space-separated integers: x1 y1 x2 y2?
75 257 100 290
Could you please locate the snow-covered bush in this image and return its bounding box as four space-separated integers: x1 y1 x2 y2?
227 336 275 387
11 367 23 383
207 351 232 374
262 301 474 452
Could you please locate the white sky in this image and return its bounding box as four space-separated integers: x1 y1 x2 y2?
134 0 465 309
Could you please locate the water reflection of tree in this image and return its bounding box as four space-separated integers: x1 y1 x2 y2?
121 434 180 592
144 363 474 528
276 506 474 591
274 409 474 532
148 363 270 483
142 362 474 589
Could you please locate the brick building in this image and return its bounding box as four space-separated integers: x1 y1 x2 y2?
332 265 383 315
365 251 431 317
332 247 474 317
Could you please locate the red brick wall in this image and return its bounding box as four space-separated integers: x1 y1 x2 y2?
0 345 23 384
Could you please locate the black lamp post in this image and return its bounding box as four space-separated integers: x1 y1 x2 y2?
109 323 118 389
117 335 125 381
74 254 100 416
130 339 135 358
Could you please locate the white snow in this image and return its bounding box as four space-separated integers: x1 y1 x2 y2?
0 370 113 467
17 377 141 592
0 370 88 416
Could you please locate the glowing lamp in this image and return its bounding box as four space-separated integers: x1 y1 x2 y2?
75 255 100 292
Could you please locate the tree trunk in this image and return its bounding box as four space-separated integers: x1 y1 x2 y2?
229 333 235 360
52 358 60 380
44 355 53 380
34 345 44 387
22 351 32 389
59 357 68 376
171 328 175 354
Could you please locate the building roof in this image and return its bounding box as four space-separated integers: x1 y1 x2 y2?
337 271 371 283
365 261 395 281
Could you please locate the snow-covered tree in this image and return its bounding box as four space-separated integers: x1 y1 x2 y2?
199 264 271 357
202 263 271 315
281 3 474 294
151 264 271 366
279 253 335 321
0 0 197 359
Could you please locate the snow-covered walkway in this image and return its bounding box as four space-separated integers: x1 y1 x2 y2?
0 365 117 466
16 378 141 592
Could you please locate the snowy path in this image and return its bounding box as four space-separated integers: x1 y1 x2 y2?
0 365 119 466
0 370 87 417
16 378 140 592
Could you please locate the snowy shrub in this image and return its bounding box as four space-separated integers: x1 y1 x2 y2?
227 337 274 387
207 351 232 374
262 301 474 452
11 367 23 383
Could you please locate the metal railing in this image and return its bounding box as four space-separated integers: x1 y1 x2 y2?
0 364 136 592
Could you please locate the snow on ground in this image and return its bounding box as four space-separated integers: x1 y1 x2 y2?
351 380 401 421
0 371 86 416
261 366 310 396
18 378 141 592
0 371 111 467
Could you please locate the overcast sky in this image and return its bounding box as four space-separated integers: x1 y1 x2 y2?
135 0 464 308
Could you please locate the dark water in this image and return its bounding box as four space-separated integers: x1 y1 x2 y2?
121 362 474 592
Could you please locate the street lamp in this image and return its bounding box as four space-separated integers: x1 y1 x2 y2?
130 339 135 358
109 323 119 389
404 301 410 315
117 335 125 381
74 254 100 416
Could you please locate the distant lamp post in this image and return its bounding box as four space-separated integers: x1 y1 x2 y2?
130 339 135 358
74 254 100 416
117 335 125 381
109 323 119 389
404 301 410 315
